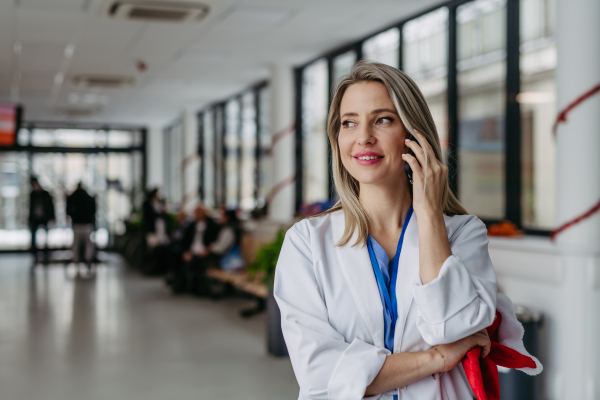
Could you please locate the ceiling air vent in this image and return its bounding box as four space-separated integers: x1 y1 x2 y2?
108 1 209 23
72 75 135 88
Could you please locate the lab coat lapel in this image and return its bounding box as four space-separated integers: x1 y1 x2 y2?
394 214 421 352
331 212 385 349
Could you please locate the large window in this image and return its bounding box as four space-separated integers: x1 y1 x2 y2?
164 122 183 205
224 99 240 209
257 86 271 208
519 0 556 229
295 0 556 233
202 110 215 208
302 59 330 204
198 83 269 211
363 28 400 68
403 8 449 156
457 0 507 219
240 92 257 210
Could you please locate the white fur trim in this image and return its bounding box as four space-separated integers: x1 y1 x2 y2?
496 293 543 376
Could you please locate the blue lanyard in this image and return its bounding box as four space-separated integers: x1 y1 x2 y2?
366 205 413 346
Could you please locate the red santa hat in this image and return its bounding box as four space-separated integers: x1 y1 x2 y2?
462 293 543 400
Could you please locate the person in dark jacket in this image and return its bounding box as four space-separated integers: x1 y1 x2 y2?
29 177 55 263
66 182 96 266
166 205 221 294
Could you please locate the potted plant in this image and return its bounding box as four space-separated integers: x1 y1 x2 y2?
248 229 288 357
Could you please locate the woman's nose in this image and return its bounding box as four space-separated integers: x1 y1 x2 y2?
356 125 374 146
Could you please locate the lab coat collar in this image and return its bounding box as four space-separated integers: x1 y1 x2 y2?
331 211 386 349
330 210 421 353
394 213 421 352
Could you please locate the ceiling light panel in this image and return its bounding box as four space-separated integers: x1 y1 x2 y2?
220 5 293 27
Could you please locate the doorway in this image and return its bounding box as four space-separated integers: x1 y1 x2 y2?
0 124 146 252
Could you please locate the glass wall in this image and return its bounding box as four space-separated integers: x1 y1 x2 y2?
331 51 356 89
363 27 400 67
403 8 449 156
240 92 257 211
519 0 556 229
457 0 507 219
202 110 216 208
224 99 241 209
163 122 183 205
295 0 554 232
257 86 272 208
198 83 269 211
302 59 330 204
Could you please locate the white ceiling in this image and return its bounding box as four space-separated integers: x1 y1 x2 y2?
0 0 440 128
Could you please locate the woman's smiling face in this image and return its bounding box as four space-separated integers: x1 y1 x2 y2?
338 81 410 187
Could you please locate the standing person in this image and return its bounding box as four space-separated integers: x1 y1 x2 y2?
274 61 540 400
143 188 168 247
66 182 96 268
29 177 55 264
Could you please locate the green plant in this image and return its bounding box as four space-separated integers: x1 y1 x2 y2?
247 229 286 289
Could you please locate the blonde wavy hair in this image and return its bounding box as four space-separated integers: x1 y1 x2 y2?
321 60 468 247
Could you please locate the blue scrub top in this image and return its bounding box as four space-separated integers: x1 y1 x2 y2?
367 205 413 398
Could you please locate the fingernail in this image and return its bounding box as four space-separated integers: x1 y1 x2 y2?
405 139 410 142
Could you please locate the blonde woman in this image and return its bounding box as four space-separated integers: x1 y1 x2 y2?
274 61 498 400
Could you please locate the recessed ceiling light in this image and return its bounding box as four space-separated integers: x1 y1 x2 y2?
54 73 64 85
221 5 293 27
64 44 75 59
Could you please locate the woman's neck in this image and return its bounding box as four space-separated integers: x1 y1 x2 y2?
359 179 412 234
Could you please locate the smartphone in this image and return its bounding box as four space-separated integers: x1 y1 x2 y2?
404 137 417 185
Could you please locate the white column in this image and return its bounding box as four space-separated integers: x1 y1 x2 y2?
182 108 199 213
554 0 600 399
146 124 164 189
268 64 296 222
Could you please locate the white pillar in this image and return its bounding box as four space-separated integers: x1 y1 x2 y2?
268 64 296 222
554 0 600 399
182 108 199 213
146 125 164 189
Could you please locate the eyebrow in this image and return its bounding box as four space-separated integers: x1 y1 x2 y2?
341 108 398 118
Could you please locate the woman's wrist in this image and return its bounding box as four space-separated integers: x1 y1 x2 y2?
428 347 445 373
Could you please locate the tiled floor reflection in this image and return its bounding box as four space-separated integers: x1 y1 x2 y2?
0 254 298 400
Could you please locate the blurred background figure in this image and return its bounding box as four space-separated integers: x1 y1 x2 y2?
28 177 55 264
143 188 168 248
66 182 96 268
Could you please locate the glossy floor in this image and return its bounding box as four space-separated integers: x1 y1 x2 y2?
0 254 298 400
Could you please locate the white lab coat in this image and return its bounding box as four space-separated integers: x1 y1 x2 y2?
274 209 498 400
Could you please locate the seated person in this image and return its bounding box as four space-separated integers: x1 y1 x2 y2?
211 209 244 272
167 205 220 294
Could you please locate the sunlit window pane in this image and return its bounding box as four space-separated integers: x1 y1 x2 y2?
332 51 356 89
203 110 215 208
403 8 449 156
257 87 271 208
520 0 556 229
363 28 400 68
457 0 506 219
302 59 329 204
240 92 257 211
225 99 240 209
